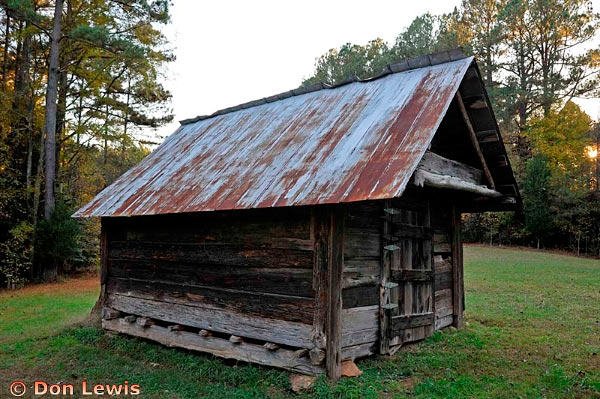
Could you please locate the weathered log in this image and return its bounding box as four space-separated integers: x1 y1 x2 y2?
417 151 484 185
413 169 501 197
435 314 454 330
109 259 314 297
451 206 465 328
311 207 329 350
106 278 314 324
342 285 379 308
379 201 392 355
122 315 136 324
106 294 314 348
107 206 312 246
390 313 435 332
103 319 324 375
341 342 376 361
109 241 313 270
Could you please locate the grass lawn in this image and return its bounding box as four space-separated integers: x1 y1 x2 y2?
0 246 598 398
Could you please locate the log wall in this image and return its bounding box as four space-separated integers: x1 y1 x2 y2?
102 207 318 350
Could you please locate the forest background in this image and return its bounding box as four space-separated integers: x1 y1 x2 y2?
0 0 598 286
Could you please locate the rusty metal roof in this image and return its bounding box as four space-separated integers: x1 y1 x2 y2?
75 52 474 217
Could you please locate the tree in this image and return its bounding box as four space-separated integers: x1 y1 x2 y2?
523 155 553 248
302 1 600 255
526 0 600 115
496 0 600 161
391 13 454 60
43 0 63 221
455 0 506 88
302 39 391 86
0 0 174 282
302 13 461 87
526 101 593 182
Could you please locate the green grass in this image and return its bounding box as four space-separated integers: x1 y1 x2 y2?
0 246 598 398
0 276 99 345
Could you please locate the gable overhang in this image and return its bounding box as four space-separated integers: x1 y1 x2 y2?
452 62 521 212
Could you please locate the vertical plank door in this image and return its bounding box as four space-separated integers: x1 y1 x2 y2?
381 202 435 350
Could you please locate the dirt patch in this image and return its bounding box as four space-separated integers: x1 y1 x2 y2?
0 274 99 298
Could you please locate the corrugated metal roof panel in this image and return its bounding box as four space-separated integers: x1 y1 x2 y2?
75 56 474 217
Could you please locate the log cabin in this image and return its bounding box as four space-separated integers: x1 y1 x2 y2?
75 49 520 380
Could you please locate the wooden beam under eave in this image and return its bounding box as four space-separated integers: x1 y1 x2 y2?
455 92 496 189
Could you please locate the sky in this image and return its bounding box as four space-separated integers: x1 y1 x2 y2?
145 0 600 142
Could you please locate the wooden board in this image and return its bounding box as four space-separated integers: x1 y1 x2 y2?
341 305 379 347
339 202 382 352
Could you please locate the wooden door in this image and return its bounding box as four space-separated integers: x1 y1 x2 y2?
380 201 435 352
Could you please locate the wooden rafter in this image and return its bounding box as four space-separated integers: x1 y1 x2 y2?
455 92 496 189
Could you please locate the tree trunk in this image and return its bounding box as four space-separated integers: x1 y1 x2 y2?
26 130 33 192
15 23 33 196
55 0 71 185
2 14 9 90
43 0 64 221
30 130 45 280
55 65 68 185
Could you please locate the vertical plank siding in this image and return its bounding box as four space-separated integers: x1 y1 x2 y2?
341 202 382 359
431 202 457 330
338 192 463 360
388 195 435 347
